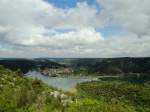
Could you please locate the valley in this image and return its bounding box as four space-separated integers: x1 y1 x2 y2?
0 58 150 112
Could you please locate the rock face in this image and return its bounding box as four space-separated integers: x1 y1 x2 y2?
40 68 74 77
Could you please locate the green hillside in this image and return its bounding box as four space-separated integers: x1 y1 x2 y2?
0 65 150 112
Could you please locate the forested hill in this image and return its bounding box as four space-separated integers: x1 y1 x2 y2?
92 57 150 74
0 58 64 73
0 57 150 74
48 57 150 74
65 57 150 74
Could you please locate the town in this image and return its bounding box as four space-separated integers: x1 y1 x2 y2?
40 67 74 77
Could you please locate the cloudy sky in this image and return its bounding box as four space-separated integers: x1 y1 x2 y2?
0 0 150 58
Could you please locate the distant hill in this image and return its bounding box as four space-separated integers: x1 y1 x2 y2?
0 57 150 74
91 57 150 74
0 58 64 73
48 57 150 74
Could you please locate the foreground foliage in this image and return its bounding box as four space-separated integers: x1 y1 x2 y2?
0 65 150 112
0 66 73 112
77 80 150 112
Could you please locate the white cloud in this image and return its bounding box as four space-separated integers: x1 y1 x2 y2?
97 0 150 37
0 0 103 50
96 34 150 57
9 27 103 47
0 0 150 57
1 33 150 58
0 0 100 28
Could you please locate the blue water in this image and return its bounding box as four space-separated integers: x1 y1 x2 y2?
26 71 91 91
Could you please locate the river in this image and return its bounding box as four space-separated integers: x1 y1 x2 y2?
26 71 92 91
26 71 150 91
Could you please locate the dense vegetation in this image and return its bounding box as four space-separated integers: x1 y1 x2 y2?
0 65 150 112
77 81 150 112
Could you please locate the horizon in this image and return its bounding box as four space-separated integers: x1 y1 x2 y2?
0 56 150 60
